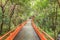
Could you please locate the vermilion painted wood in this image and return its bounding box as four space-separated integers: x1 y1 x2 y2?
0 36 1 40
0 21 27 40
0 20 54 40
5 21 27 40
38 28 54 40
0 23 22 40
6 21 27 40
32 20 47 40
0 29 14 40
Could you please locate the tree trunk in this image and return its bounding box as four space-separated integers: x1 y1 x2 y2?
8 4 16 31
54 30 56 40
8 18 11 31
0 6 5 34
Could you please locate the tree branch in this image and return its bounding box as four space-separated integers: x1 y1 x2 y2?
0 0 2 7
57 0 60 7
3 0 9 7
9 4 16 18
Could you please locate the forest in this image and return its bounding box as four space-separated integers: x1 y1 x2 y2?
0 0 60 40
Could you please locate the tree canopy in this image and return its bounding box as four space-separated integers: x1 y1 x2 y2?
0 0 60 40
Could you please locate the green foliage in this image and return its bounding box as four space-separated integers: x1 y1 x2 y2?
0 0 60 40
32 0 60 39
